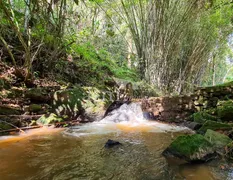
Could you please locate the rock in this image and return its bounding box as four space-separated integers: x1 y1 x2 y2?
0 105 22 115
207 97 218 108
25 88 51 103
104 139 122 148
184 121 202 130
143 112 157 120
217 100 233 121
191 111 218 124
6 88 24 98
82 87 112 121
53 88 85 119
204 129 232 153
162 134 216 162
225 142 233 159
198 120 232 134
36 113 63 125
28 104 43 113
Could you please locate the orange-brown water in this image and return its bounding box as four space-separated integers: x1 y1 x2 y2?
0 123 232 180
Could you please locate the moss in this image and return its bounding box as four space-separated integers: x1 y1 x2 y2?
36 113 63 125
191 111 218 124
204 129 232 150
29 104 43 112
169 134 213 157
214 81 233 87
217 100 233 121
198 120 232 133
205 108 217 116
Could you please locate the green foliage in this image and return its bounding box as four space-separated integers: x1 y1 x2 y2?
1 0 233 95
69 42 139 85
37 113 63 125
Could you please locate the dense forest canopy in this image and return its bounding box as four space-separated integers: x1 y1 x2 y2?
1 0 233 94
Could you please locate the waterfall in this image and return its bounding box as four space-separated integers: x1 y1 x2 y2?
100 103 145 123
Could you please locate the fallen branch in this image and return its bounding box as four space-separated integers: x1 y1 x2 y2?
0 125 42 134
0 115 42 118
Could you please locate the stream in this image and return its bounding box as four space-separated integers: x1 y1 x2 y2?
0 103 233 180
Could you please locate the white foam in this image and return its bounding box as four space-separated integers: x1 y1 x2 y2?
64 103 190 137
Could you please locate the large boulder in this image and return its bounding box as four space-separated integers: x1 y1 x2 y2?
36 113 63 125
162 134 216 162
82 87 111 121
53 88 85 119
198 120 232 134
204 129 232 153
53 87 112 121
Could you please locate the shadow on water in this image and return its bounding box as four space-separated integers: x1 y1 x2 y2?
0 103 232 180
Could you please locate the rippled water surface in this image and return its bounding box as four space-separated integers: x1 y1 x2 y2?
0 122 232 180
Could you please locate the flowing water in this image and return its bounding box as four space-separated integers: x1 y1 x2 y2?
0 103 233 180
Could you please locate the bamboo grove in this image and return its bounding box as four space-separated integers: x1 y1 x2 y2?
0 0 233 94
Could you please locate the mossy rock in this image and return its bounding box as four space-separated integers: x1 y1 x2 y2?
205 108 217 116
25 88 51 103
217 100 233 122
191 111 218 124
206 97 218 108
204 129 232 152
29 104 43 113
162 134 216 162
0 106 22 115
53 88 85 119
198 120 232 134
36 113 63 125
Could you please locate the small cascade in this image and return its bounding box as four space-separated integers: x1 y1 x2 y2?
64 102 190 137
100 103 145 123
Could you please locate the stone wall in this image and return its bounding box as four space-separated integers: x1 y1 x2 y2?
140 95 195 122
141 84 233 122
194 85 233 111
